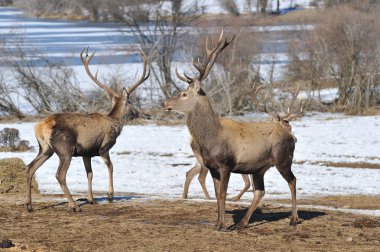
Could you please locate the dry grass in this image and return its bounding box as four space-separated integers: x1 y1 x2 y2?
294 160 380 169
0 158 38 194
0 195 379 252
274 195 380 210
194 9 320 27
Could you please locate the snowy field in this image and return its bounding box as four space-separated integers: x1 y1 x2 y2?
1 113 379 204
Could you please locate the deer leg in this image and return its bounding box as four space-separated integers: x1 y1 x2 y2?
25 144 53 212
100 152 114 202
250 174 255 192
211 168 230 231
182 163 201 199
232 174 251 202
198 165 211 200
276 165 298 225
235 173 265 230
83 156 96 204
55 155 78 212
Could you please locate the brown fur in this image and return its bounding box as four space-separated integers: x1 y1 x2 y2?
25 49 149 212
163 31 299 230
164 87 299 231
35 117 56 146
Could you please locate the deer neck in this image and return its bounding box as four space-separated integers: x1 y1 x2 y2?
108 101 127 122
186 100 220 147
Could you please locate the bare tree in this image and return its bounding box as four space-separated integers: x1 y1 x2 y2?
259 0 268 13
219 0 240 16
4 45 86 114
118 0 200 101
0 71 24 118
287 5 380 114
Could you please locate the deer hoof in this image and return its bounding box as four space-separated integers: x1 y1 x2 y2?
68 203 81 212
86 198 97 205
289 216 299 226
107 193 114 203
26 204 33 213
69 206 81 212
233 221 247 230
214 223 227 232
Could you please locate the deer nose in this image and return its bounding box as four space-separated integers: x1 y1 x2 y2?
162 101 172 111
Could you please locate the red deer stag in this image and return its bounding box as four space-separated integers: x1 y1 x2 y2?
163 30 301 230
183 160 254 202
25 47 150 212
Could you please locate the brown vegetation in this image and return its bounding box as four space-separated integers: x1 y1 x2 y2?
0 158 38 194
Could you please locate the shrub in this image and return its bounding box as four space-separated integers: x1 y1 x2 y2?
0 128 31 151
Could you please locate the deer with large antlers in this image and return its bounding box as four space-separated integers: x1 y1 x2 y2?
163 31 302 230
25 48 149 212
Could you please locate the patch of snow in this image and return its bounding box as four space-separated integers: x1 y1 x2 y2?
0 114 379 201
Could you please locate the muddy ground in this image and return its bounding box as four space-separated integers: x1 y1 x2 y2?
0 193 379 252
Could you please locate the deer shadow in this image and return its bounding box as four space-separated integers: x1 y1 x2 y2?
34 195 138 211
226 207 326 227
76 195 139 206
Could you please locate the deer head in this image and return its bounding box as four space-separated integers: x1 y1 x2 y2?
163 30 235 115
80 47 150 115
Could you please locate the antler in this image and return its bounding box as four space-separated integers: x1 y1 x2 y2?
282 84 304 121
250 84 279 121
126 48 150 95
251 83 304 122
176 30 235 83
80 47 118 98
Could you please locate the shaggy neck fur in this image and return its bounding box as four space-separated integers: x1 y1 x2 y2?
186 99 221 148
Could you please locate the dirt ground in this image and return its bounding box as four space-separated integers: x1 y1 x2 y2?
0 193 379 252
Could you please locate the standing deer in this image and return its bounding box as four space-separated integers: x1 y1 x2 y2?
163 30 301 230
25 47 150 212
183 159 254 202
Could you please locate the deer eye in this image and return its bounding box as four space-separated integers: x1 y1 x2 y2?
181 93 188 98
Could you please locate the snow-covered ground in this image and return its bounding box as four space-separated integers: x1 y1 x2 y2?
1 113 379 202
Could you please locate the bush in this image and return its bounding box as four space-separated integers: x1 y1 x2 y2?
0 128 31 151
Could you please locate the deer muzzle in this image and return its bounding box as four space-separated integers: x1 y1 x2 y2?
162 101 172 111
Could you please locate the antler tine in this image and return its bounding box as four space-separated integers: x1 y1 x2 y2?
283 101 304 122
180 30 235 84
251 84 279 121
184 72 195 82
251 84 267 112
199 30 235 81
80 47 118 98
192 57 204 76
189 35 223 80
286 83 300 110
282 84 303 121
126 48 150 95
175 67 191 83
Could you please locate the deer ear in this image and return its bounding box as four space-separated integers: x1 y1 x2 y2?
121 88 129 99
193 80 201 93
